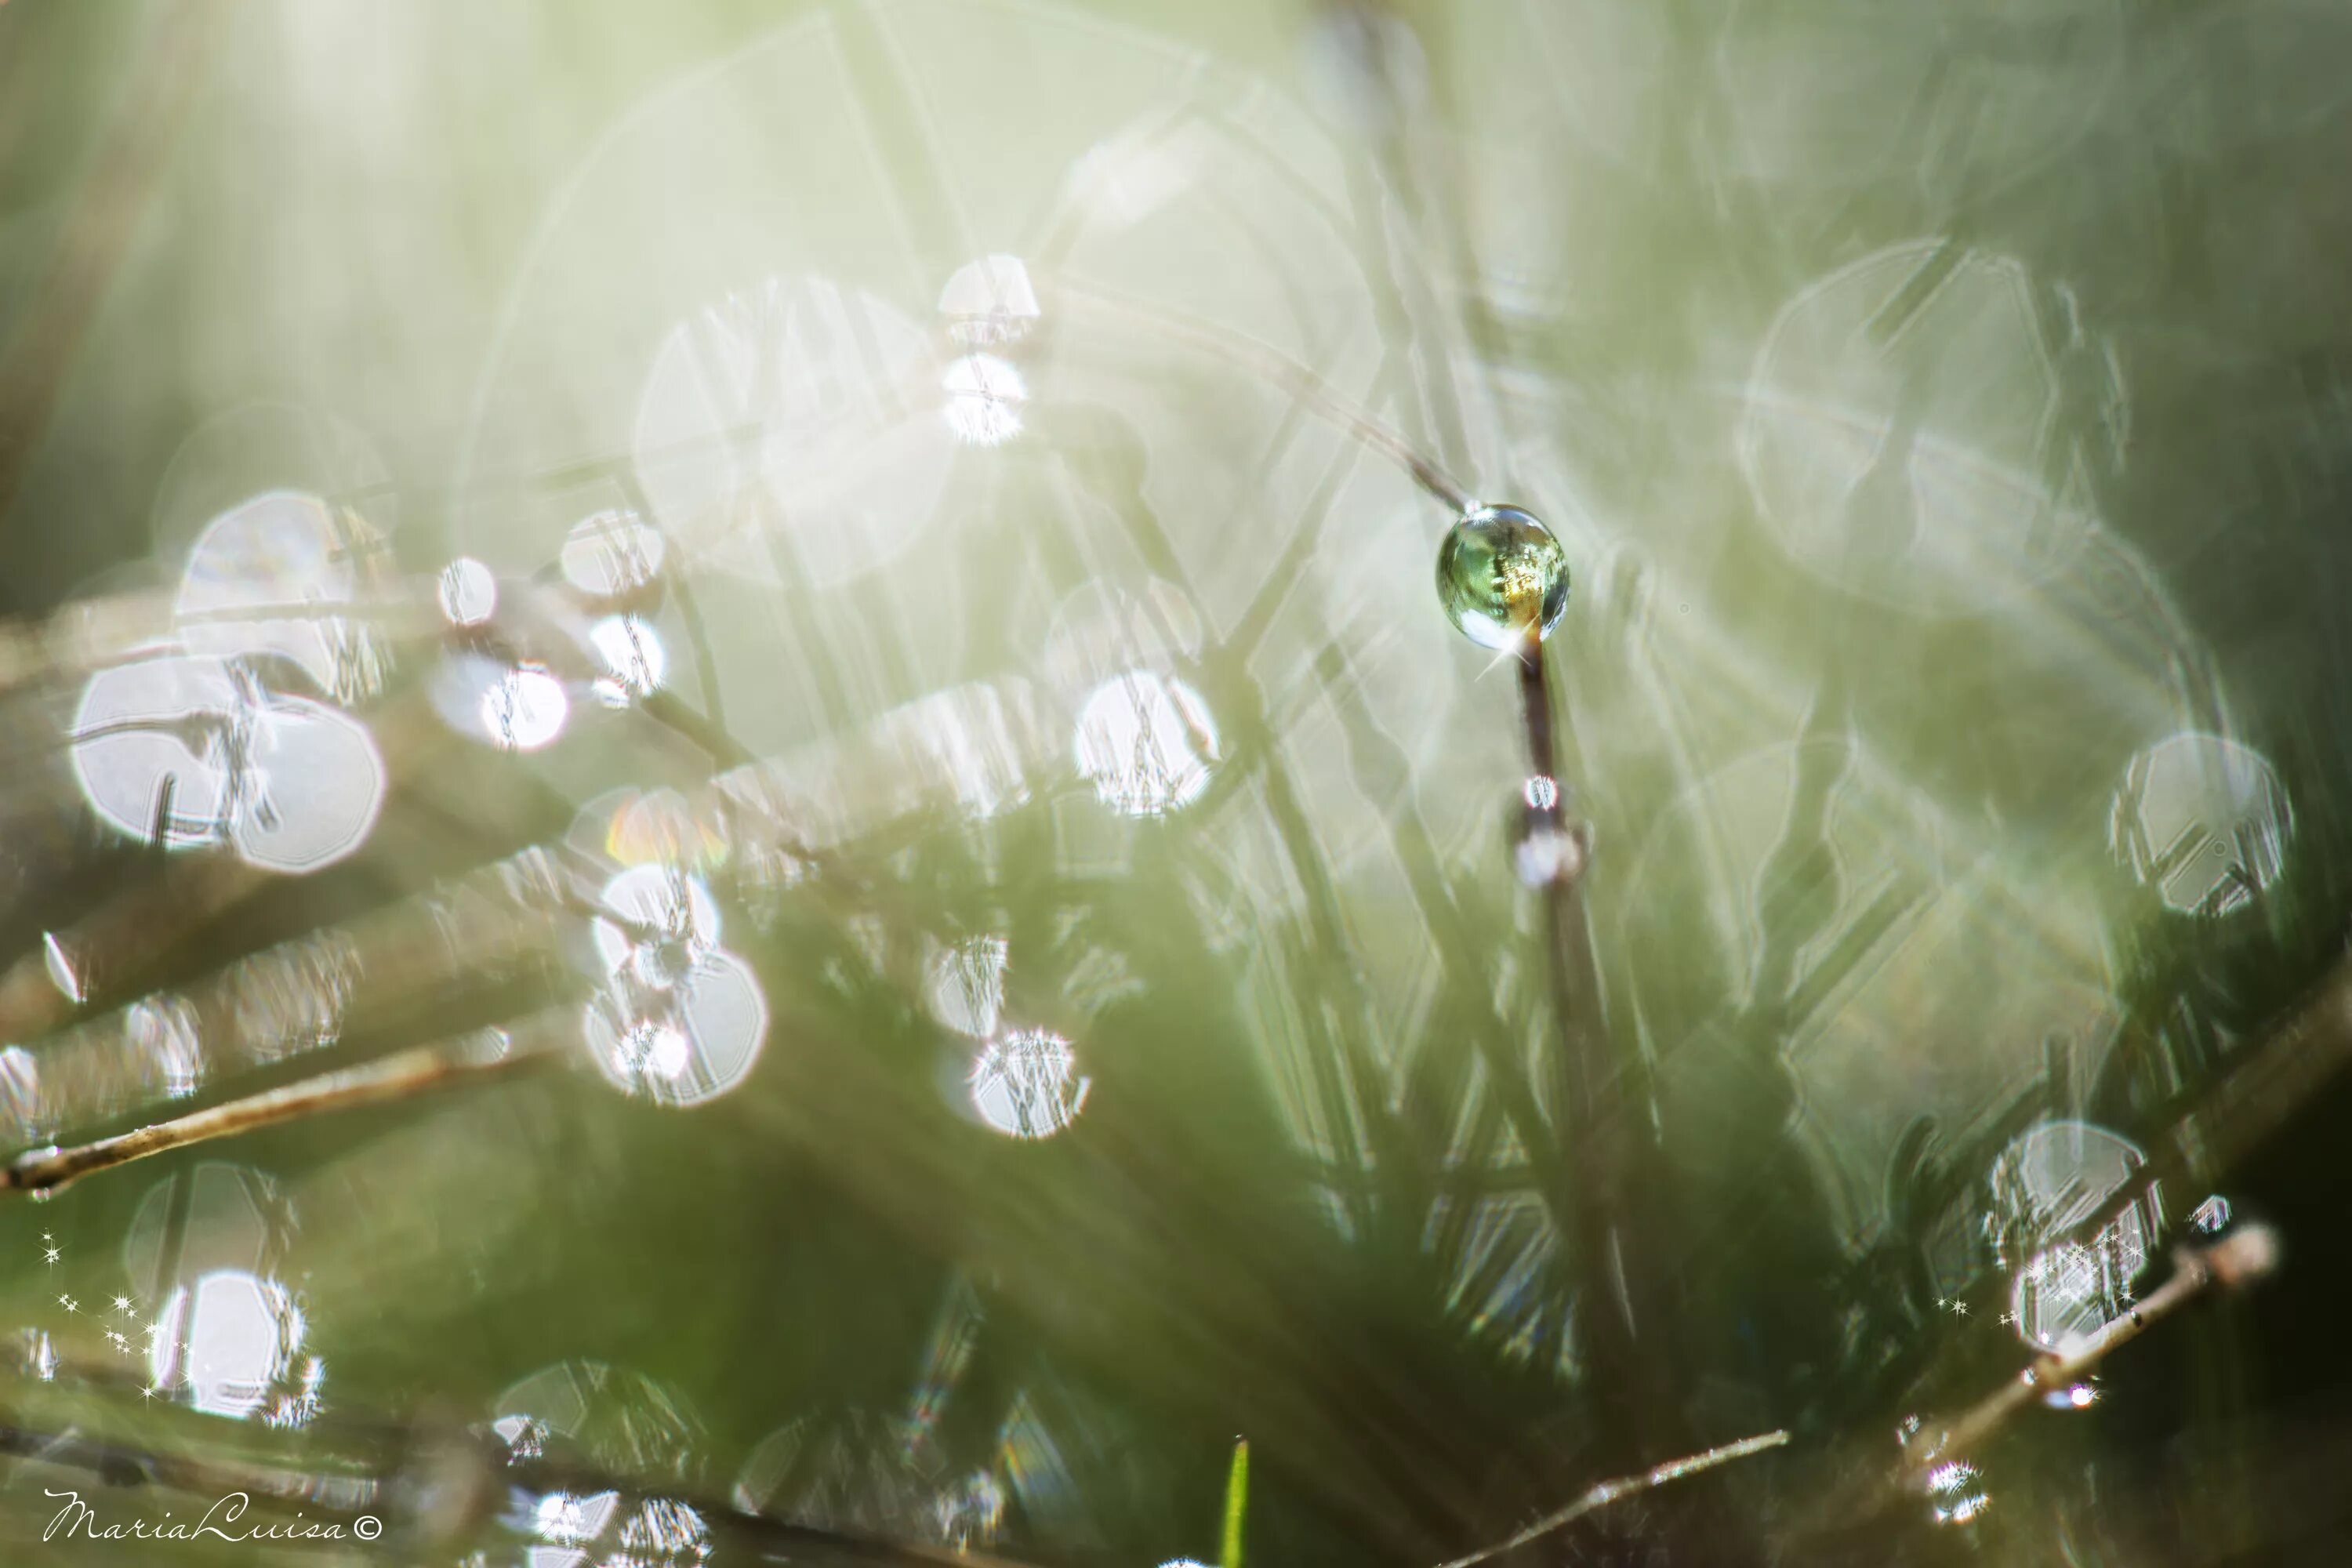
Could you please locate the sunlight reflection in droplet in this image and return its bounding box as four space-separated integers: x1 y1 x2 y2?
70 655 385 872
124 1163 296 1304
535 1490 622 1548
481 663 571 752
2043 1381 2099 1410
174 489 391 703
560 510 668 601
582 950 768 1108
70 655 239 851
147 1269 307 1420
590 866 721 982
926 936 1009 1039
589 615 667 707
942 354 1025 446
615 1497 712 1565
2111 731 2292 916
634 1021 694 1080
579 865 762 1107
969 1029 1088 1139
1436 504 1570 650
1512 824 1582 889
938 254 1042 347
1989 1121 2157 1355
226 698 387 873
1073 672 1218 817
438 556 498 626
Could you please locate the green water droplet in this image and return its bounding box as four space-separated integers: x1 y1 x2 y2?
1436 505 1570 650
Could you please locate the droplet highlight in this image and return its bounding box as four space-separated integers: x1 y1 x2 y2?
1436 504 1570 650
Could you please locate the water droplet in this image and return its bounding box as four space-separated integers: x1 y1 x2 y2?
1513 825 1584 888
2045 1381 2097 1410
942 354 1026 446
590 614 667 706
148 1269 307 1420
560 510 668 601
582 951 768 1109
1988 1120 2156 1353
69 654 241 850
1512 783 1584 887
1073 671 1218 816
437 557 498 627
589 866 722 985
1926 1461 1977 1497
479 664 570 753
938 254 1041 347
225 699 387 873
969 1029 1087 1138
925 936 1009 1039
2110 731 2291 916
1436 504 1570 650
176 490 392 704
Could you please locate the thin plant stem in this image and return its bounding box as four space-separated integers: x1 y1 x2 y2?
1434 1430 1791 1568
2047 951 2352 1261
2 1020 566 1197
1887 1225 2279 1501
1221 1437 1250 1568
1513 636 1678 1457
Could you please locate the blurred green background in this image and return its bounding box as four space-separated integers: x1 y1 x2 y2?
4 2 2352 1565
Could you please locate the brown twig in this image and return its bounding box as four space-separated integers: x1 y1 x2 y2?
2045 953 2352 1264
1889 1225 2280 1501
1 1015 569 1197
1434 1430 1791 1568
